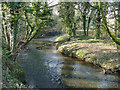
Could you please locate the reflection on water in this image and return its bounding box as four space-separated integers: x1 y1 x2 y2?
17 37 120 88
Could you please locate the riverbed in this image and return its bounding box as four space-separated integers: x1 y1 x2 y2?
17 37 120 88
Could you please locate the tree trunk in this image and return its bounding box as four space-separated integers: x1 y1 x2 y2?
100 2 120 45
13 18 18 52
72 22 76 36
114 8 117 36
25 11 34 40
20 29 39 48
87 17 91 36
117 2 120 61
95 10 101 39
72 29 76 36
2 3 10 48
83 14 86 35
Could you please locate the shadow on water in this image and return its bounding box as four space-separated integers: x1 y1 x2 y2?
17 36 120 88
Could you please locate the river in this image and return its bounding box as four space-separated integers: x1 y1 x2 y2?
17 36 120 88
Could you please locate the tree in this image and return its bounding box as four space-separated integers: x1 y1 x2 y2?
2 2 53 59
2 2 26 53
99 2 120 45
86 9 94 36
58 2 77 36
95 8 101 39
23 2 53 46
77 2 93 36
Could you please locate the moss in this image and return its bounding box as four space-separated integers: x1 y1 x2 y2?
2 65 27 88
2 46 27 88
10 62 25 83
2 59 27 88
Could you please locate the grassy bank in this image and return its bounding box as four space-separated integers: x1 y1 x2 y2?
56 34 120 73
2 48 27 88
2 64 27 88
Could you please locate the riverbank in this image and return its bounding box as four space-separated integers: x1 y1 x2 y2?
2 63 27 88
56 35 120 73
16 36 120 88
2 48 27 88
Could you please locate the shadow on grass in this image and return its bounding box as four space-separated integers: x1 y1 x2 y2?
91 48 118 62
72 35 94 40
88 41 100 43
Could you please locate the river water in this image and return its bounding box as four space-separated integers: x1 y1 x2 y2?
17 36 120 88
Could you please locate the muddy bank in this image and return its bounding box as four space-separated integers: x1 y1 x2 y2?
56 35 120 74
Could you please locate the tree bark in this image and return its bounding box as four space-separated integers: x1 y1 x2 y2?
95 10 101 39
99 2 120 45
117 2 120 61
83 14 86 35
87 17 91 36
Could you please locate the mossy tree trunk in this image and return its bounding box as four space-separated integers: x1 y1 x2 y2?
86 17 91 36
72 22 76 36
83 11 87 35
99 1 120 62
99 2 120 45
117 1 120 61
2 3 10 49
95 9 101 39
114 8 117 36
